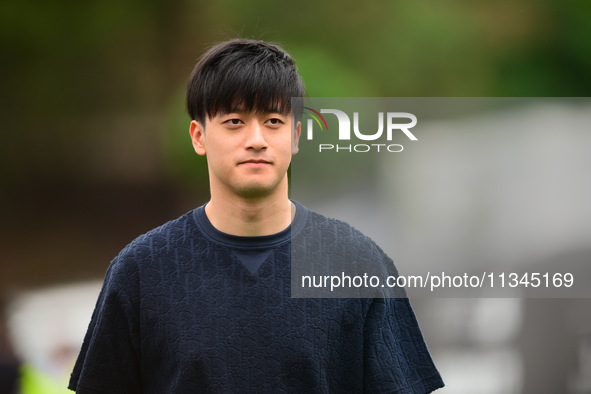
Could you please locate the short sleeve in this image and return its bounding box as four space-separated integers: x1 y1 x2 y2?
363 298 444 393
69 256 142 394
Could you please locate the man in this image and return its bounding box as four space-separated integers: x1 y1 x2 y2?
69 39 444 393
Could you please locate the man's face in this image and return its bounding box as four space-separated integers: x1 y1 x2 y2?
190 111 301 200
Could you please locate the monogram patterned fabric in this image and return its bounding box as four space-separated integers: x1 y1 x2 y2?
69 202 443 393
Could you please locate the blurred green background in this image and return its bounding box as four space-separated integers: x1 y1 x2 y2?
2 0 590 292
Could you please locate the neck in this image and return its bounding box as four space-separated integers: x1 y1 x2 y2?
205 183 294 237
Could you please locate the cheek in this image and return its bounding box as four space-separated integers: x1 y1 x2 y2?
206 138 234 158
273 134 294 151
205 145 231 170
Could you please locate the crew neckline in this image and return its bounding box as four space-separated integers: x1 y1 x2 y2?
192 200 307 249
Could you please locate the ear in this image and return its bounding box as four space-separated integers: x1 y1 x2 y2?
189 120 207 156
291 121 301 155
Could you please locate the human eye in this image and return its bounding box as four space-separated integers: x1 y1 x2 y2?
264 117 284 127
223 118 243 127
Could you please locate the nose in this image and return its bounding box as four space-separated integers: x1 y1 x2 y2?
244 121 268 151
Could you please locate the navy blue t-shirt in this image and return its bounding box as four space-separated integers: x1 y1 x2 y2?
69 201 444 393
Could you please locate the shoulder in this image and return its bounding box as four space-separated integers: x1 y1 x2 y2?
124 209 197 255
97 209 200 301
108 209 199 273
293 203 403 297
300 206 388 259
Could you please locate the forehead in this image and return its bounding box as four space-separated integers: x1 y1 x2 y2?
238 97 287 111
212 99 291 116
215 108 292 116
204 87 293 117
208 110 293 122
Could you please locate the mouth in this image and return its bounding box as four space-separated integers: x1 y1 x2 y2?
239 159 272 166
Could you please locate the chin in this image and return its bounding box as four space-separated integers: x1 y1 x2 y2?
235 183 278 199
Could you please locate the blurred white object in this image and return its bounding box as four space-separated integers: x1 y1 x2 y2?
6 281 101 378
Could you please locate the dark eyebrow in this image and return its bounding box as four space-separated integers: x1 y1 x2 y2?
217 109 289 117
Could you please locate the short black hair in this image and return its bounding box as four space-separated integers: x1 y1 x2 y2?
186 39 306 126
